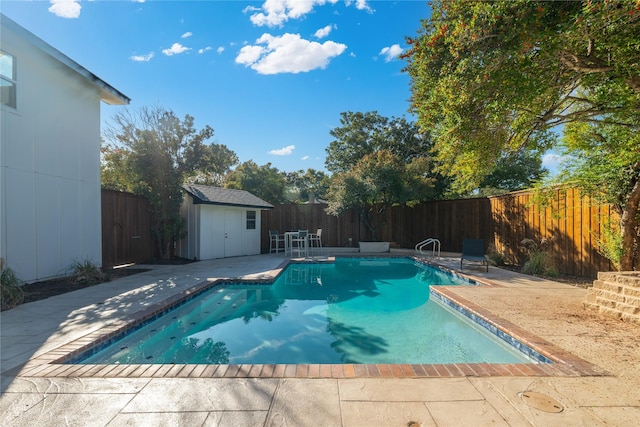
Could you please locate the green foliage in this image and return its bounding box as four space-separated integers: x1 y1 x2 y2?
404 0 640 268
325 111 450 199
555 120 640 269
326 150 434 240
69 259 108 286
325 111 443 240
225 161 287 204
185 143 239 186
593 218 624 271
403 0 640 193
520 238 557 277
1 266 25 310
102 106 227 259
476 150 547 196
486 245 507 267
560 121 640 210
284 168 330 203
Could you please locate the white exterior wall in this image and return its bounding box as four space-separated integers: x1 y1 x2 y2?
1 24 104 282
176 198 263 261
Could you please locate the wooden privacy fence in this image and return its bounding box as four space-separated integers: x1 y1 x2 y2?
262 188 616 278
261 198 493 252
490 187 616 278
101 189 156 268
101 187 616 278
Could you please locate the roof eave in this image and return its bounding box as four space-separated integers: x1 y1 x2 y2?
193 199 274 210
1 14 130 106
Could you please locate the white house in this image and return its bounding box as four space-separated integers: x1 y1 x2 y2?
0 14 129 282
178 184 273 260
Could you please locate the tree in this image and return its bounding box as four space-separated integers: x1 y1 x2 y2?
325 111 442 240
224 161 287 205
403 0 640 269
185 143 239 186
102 106 220 259
326 111 449 198
476 150 547 197
556 119 640 269
284 168 330 203
326 150 434 241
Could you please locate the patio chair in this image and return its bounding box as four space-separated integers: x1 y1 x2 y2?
460 238 489 272
269 230 285 253
308 228 322 254
291 229 309 258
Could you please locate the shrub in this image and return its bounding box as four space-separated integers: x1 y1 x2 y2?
520 237 558 277
69 259 108 286
486 244 507 266
1 266 25 310
593 218 623 270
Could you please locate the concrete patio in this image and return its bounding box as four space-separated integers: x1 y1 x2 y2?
1 251 639 426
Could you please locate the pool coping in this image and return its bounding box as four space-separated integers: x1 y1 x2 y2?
12 256 608 380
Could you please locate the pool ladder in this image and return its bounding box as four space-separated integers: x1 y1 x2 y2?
415 238 441 258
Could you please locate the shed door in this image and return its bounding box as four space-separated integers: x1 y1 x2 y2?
224 209 242 257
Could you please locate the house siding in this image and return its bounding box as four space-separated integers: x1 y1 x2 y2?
1 20 109 282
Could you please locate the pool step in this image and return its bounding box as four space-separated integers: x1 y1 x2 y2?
584 272 640 324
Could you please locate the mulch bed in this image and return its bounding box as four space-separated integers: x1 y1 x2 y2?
21 268 151 303
20 257 196 304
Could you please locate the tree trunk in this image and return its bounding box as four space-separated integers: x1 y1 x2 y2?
619 178 640 271
361 206 387 241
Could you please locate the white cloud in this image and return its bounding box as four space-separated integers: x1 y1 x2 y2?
130 52 154 62
346 0 373 12
198 46 213 54
181 32 193 39
301 155 310 160
249 0 338 27
236 33 346 74
379 44 403 62
162 43 192 56
542 151 567 176
269 145 296 156
216 46 225 54
48 0 81 19
314 24 335 39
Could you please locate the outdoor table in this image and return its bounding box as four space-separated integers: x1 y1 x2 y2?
284 231 299 256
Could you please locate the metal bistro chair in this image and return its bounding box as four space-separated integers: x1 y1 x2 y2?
308 228 322 255
269 230 285 253
290 229 309 258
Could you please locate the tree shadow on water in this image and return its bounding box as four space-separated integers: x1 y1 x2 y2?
327 320 388 363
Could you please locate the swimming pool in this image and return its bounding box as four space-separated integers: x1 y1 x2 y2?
74 258 545 365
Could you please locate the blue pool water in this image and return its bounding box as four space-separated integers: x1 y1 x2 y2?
77 258 537 365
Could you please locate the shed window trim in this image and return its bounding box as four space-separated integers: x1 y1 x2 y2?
0 50 16 109
246 210 256 230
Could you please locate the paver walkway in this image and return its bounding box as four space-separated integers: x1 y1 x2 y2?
2 251 639 426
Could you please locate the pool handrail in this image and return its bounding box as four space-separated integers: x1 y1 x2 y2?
415 238 441 258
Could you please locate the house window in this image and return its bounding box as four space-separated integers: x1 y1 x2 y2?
0 50 16 108
246 210 256 230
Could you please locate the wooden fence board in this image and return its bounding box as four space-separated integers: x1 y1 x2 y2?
101 187 621 278
101 189 156 268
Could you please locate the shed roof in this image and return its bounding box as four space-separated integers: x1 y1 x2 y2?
1 13 130 105
182 184 274 209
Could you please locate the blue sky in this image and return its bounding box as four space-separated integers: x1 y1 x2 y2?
2 0 432 173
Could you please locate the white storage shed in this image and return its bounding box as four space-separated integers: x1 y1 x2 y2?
177 184 274 260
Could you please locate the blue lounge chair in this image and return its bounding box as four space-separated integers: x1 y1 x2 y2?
461 239 489 272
